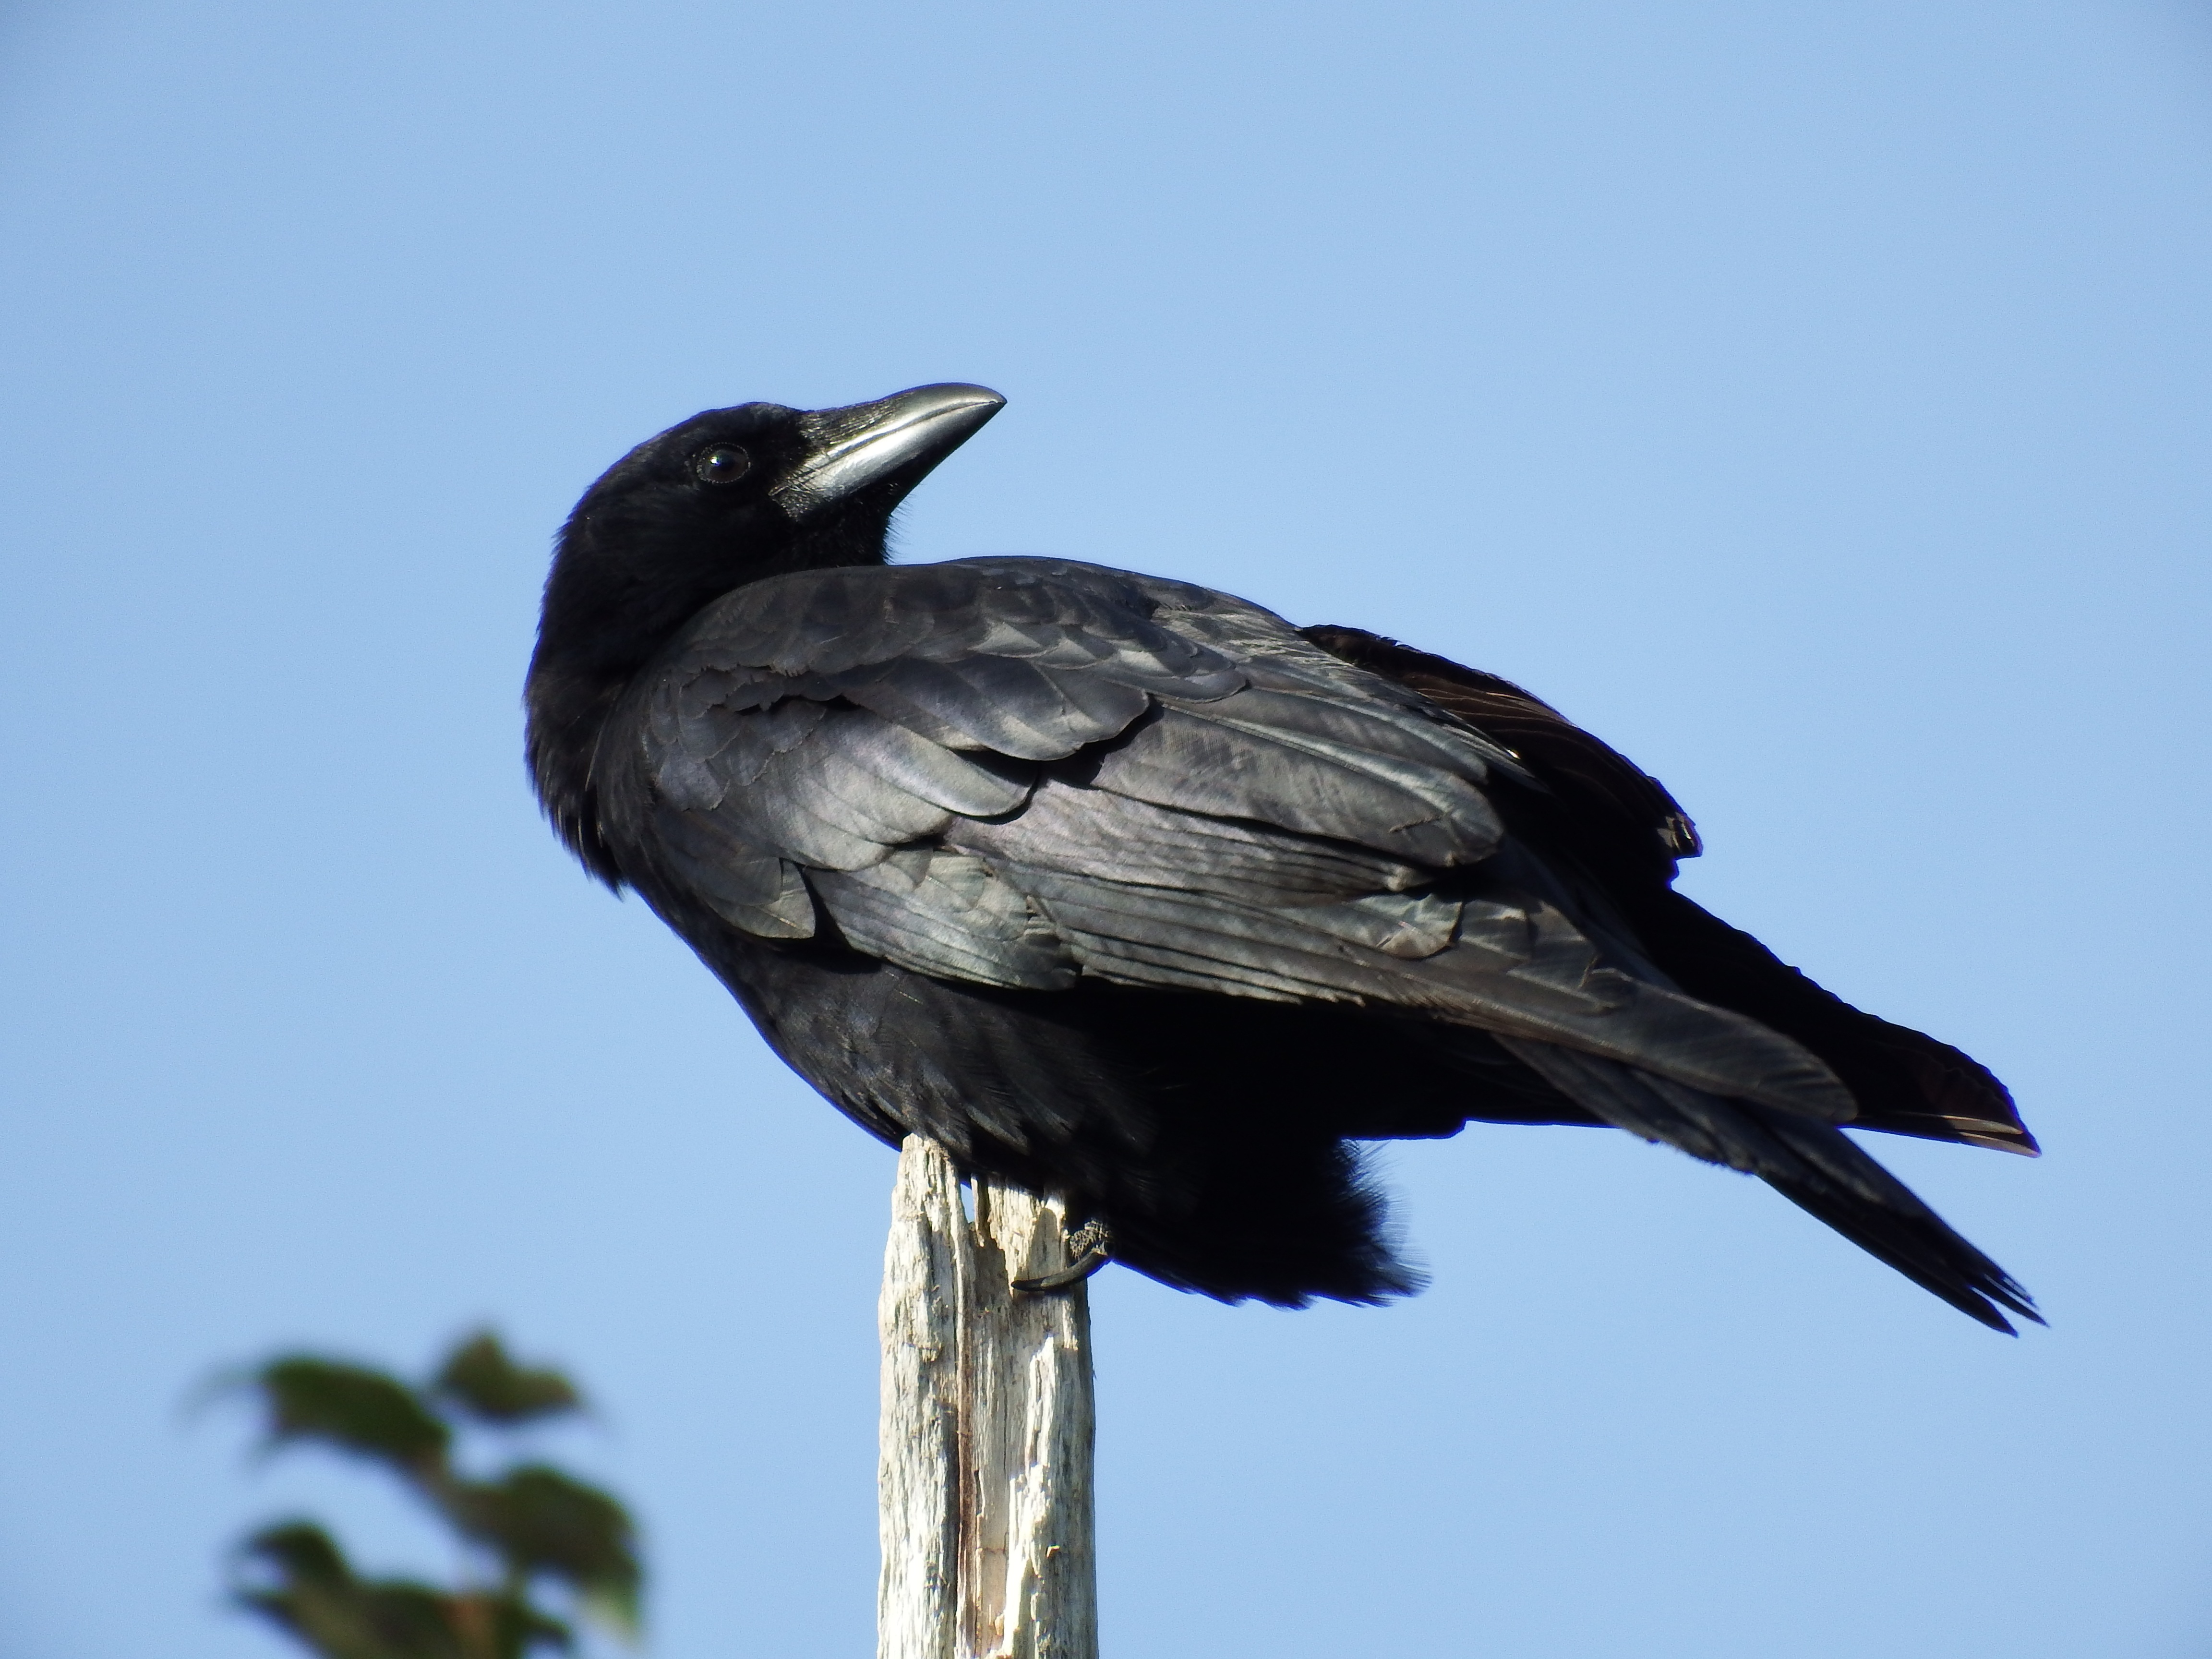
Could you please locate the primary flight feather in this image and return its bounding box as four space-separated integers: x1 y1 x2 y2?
527 384 2037 1330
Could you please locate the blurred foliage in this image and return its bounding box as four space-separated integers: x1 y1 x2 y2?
234 1522 566 1659
223 1330 640 1659
434 1334 582 1427
255 1359 452 1474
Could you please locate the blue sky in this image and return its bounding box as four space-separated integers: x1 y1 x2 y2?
2 2 2208 1655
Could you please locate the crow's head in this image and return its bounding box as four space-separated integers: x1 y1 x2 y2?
527 384 1001 879
534 383 1002 681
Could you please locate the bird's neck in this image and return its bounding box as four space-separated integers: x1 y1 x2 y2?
525 512 897 885
524 651 632 887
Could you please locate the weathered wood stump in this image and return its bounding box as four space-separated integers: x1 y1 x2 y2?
878 1136 1098 1659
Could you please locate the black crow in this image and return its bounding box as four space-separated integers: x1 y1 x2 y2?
527 384 2038 1330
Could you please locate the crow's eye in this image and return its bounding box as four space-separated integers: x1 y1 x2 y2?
693 445 751 485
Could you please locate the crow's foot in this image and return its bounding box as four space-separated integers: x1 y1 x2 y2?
1012 1218 1113 1294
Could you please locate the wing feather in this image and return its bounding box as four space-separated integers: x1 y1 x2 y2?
625 556 1853 1125
651 805 815 939
951 779 1431 905
1079 699 1504 868
809 849 1078 991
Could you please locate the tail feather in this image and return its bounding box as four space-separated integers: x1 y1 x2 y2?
1498 1035 2039 1333
1627 889 2039 1157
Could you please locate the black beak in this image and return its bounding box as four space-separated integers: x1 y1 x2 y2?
770 384 1005 519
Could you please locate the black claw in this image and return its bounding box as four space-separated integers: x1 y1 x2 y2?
1013 1219 1113 1294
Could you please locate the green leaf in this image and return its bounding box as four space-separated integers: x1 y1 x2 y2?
240 1520 353 1587
233 1521 574 1659
233 1522 462 1659
445 1592 575 1659
251 1357 451 1479
441 1466 642 1638
432 1332 582 1426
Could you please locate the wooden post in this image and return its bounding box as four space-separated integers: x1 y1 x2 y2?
878 1137 1098 1659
